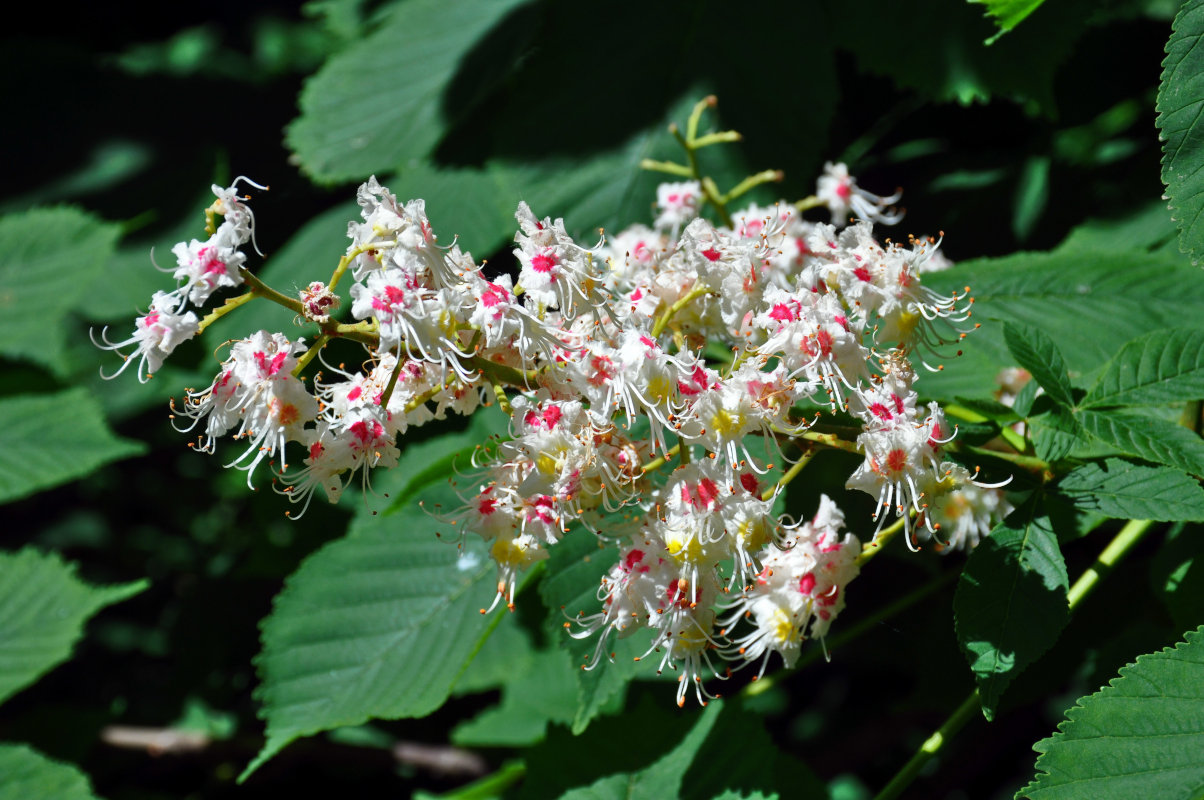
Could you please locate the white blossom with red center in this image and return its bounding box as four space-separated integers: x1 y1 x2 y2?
654 180 702 234
171 238 247 306
93 290 199 383
816 161 902 226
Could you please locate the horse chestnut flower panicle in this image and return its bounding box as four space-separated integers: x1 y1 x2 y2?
95 121 1010 705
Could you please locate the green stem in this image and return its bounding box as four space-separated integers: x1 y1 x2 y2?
379 348 406 409
1066 518 1153 610
329 242 390 292
426 760 526 800
871 518 1157 800
239 267 304 314
874 692 981 800
721 169 783 205
641 444 682 474
761 449 813 502
468 356 538 389
701 176 734 228
292 332 330 377
197 290 256 333
954 442 1049 473
794 195 826 213
640 158 694 178
798 430 861 454
855 516 907 566
651 284 713 338
691 130 742 149
685 96 712 142
490 378 512 416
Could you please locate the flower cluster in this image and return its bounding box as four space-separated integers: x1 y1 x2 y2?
97 137 1011 704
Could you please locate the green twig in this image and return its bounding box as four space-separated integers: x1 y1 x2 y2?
651 284 713 338
292 332 331 377
197 290 256 333
855 516 907 566
871 518 1157 800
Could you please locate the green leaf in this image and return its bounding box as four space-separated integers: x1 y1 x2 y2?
968 0 1047 43
539 529 644 734
451 645 577 748
1082 328 1204 409
1150 523 1204 633
286 0 531 183
243 470 502 779
1021 625 1204 799
0 548 147 706
1056 459 1204 521
1012 156 1050 240
1076 409 1204 476
1003 322 1074 408
450 611 535 697
79 187 214 323
922 237 1204 399
1157 0 1204 265
0 389 146 505
0 744 102 800
954 498 1069 720
521 697 825 800
0 207 120 373
829 0 1083 113
1031 404 1083 463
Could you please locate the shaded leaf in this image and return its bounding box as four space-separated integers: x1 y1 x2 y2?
539 529 644 734
1056 459 1204 521
1012 155 1050 240
829 0 1083 113
1021 625 1204 799
0 548 147 706
1031 404 1083 463
1076 409 1204 476
451 645 576 748
522 697 824 800
954 498 1069 720
1150 523 1204 633
1082 328 1204 409
286 0 531 183
0 744 101 800
1003 322 1074 408
0 389 145 505
0 207 120 373
1156 0 1204 265
922 229 1204 400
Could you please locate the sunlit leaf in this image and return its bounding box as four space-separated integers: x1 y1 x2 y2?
1021 625 1204 799
244 412 510 780
1076 409 1204 477
286 0 531 183
954 498 1068 720
1056 459 1204 521
1082 328 1204 409
1156 0 1204 265
968 0 1047 43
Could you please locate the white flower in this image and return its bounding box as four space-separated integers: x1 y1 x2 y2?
654 181 702 234
816 161 902 226
93 290 199 382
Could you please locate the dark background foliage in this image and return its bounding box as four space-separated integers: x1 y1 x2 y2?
1 1 1193 798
